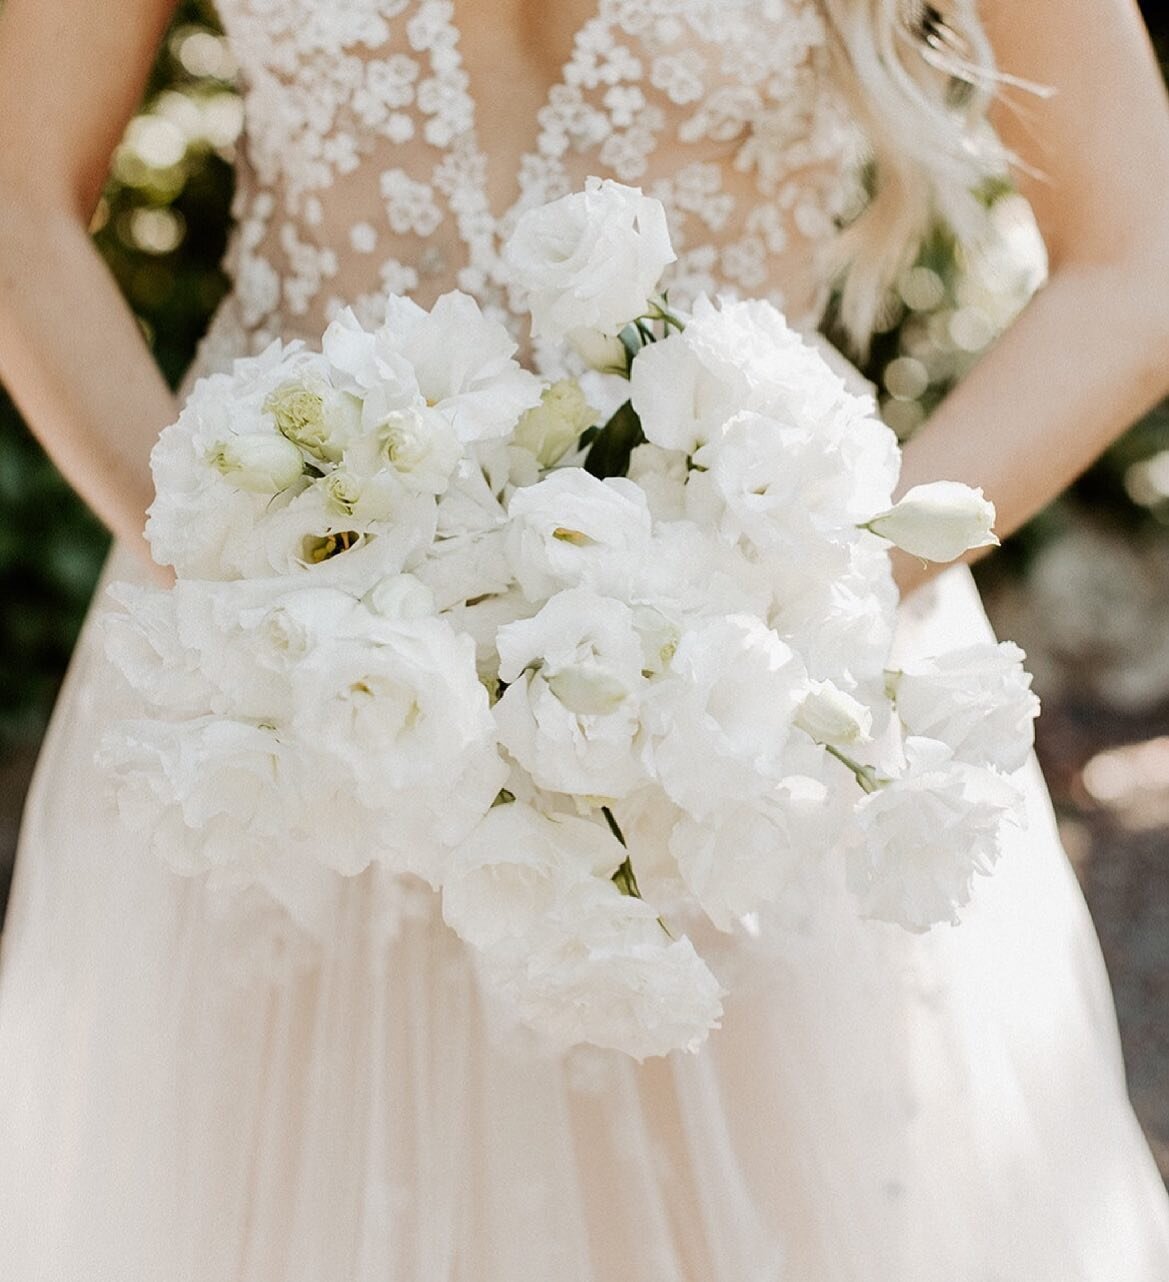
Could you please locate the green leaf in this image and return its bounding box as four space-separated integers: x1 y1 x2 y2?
583 399 645 480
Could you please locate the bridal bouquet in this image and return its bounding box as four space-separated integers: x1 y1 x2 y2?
100 178 1039 1059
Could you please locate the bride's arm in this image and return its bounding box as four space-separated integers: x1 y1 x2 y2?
892 0 1169 596
0 0 181 567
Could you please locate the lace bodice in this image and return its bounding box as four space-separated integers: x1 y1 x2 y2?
199 0 860 374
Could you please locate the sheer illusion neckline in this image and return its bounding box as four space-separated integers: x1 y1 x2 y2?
446 0 604 232
200 0 860 369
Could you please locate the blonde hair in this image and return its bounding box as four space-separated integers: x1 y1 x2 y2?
815 0 1014 353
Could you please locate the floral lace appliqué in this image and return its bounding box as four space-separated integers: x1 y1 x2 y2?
199 0 858 372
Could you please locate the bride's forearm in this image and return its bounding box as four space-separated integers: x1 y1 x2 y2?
891 256 1169 597
0 198 178 565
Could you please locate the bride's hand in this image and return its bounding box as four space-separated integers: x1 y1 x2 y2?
0 0 182 568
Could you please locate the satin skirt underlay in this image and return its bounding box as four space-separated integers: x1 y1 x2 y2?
2 534 1169 1279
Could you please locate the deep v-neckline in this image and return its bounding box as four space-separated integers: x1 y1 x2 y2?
443 0 610 237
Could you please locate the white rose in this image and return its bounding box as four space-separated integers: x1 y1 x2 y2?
504 468 653 599
642 615 806 820
512 380 597 467
493 588 648 798
208 433 305 494
865 481 998 562
892 642 1039 773
846 737 1022 931
441 802 624 950
795 679 873 746
668 777 831 930
343 403 463 496
503 177 676 342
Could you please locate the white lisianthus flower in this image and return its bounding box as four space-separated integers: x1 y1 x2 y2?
485 876 724 1059
795 679 873 746
383 292 542 441
891 642 1040 773
668 776 831 930
626 442 688 522
290 614 494 797
846 737 1022 931
865 481 998 562
101 583 219 716
493 588 648 798
642 615 806 820
504 468 653 599
98 717 312 875
628 327 738 455
512 379 597 467
147 340 372 578
767 538 897 696
264 377 362 462
693 408 898 555
503 176 676 342
442 802 624 950
226 479 435 588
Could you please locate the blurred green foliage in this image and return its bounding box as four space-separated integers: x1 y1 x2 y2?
1 4 1167 750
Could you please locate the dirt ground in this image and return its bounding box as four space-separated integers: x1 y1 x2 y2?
1 688 1167 1185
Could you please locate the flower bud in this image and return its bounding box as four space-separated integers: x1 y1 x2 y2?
378 405 462 493
512 380 597 466
364 573 436 620
265 380 361 462
209 434 304 494
795 680 873 746
546 663 631 715
864 481 998 562
323 470 399 521
567 328 629 374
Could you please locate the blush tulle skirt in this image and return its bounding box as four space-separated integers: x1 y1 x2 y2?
2 539 1169 1280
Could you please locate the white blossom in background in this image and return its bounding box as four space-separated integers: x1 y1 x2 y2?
103 180 1036 1060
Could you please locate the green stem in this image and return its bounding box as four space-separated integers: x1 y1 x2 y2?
601 805 674 939
824 744 881 795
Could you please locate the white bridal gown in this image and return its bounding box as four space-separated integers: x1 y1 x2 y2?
2 2 1169 1278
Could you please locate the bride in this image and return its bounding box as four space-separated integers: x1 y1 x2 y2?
2 0 1169 1277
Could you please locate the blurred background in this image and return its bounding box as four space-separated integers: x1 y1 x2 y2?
1 2 1167 1176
